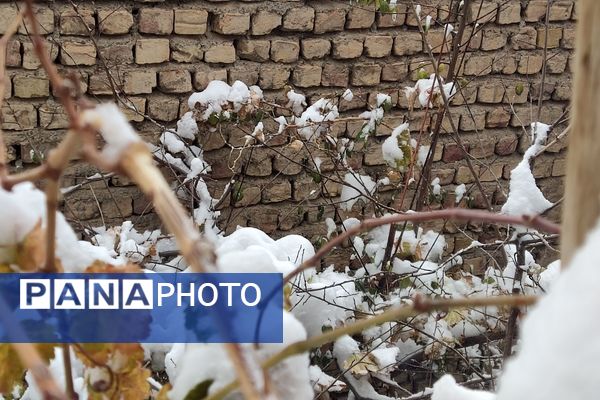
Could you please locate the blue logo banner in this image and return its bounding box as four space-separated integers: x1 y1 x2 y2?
0 273 283 343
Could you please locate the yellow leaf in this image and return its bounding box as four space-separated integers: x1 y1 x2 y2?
0 344 55 394
16 221 46 271
444 309 467 327
342 353 379 377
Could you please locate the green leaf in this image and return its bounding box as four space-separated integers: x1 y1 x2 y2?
515 83 524 96
399 276 413 289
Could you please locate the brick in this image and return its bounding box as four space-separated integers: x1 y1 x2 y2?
23 42 58 70
537 27 562 49
273 140 305 175
481 29 507 51
495 136 518 156
237 39 270 62
301 38 331 60
19 6 54 34
351 64 381 86
229 64 259 86
121 97 146 123
322 64 349 87
561 27 575 49
60 9 95 35
463 54 493 76
123 70 156 95
99 42 133 64
193 66 227 90
455 166 475 184
469 1 497 24
139 8 173 35
459 108 486 131
233 184 261 207
205 42 236 64
174 9 208 34
159 70 192 93
147 95 180 121
6 40 21 67
1 102 36 131
393 32 422 55
135 39 170 64
60 41 96 66
547 53 569 74
549 1 574 21
406 5 436 26
259 65 290 89
292 65 322 88
512 26 537 50
314 8 346 33
377 4 407 27
332 37 363 59
477 83 504 103
518 54 544 74
244 148 273 176
251 10 281 35
0 3 19 34
382 62 408 82
552 159 566 177
427 30 451 54
213 12 250 35
486 108 510 128
346 6 375 29
364 141 385 166
498 2 521 24
262 180 292 203
88 75 113 95
98 9 133 35
282 7 315 32
270 39 300 63
13 75 49 98
171 39 204 63
364 36 393 58
39 102 69 130
443 143 467 162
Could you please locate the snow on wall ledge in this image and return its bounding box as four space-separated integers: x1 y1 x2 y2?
1 0 572 263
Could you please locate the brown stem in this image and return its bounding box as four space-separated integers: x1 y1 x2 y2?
204 294 538 400
62 344 75 399
118 142 261 400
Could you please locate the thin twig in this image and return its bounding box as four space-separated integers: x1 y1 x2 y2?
204 294 538 400
285 208 560 284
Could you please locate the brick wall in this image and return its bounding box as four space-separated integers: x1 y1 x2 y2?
0 0 574 264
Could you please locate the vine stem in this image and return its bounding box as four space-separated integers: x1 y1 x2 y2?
204 294 538 400
284 208 560 284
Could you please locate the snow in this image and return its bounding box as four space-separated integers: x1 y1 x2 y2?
287 89 307 115
21 347 87 400
82 103 140 163
325 217 337 239
295 98 339 141
501 122 552 216
340 172 377 211
275 115 287 134
376 93 392 107
432 375 495 400
291 266 361 336
492 220 600 400
160 131 186 154
455 184 466 203
188 80 263 121
382 122 410 168
431 177 441 196
176 111 198 140
309 365 346 392
342 88 354 102
405 74 457 108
